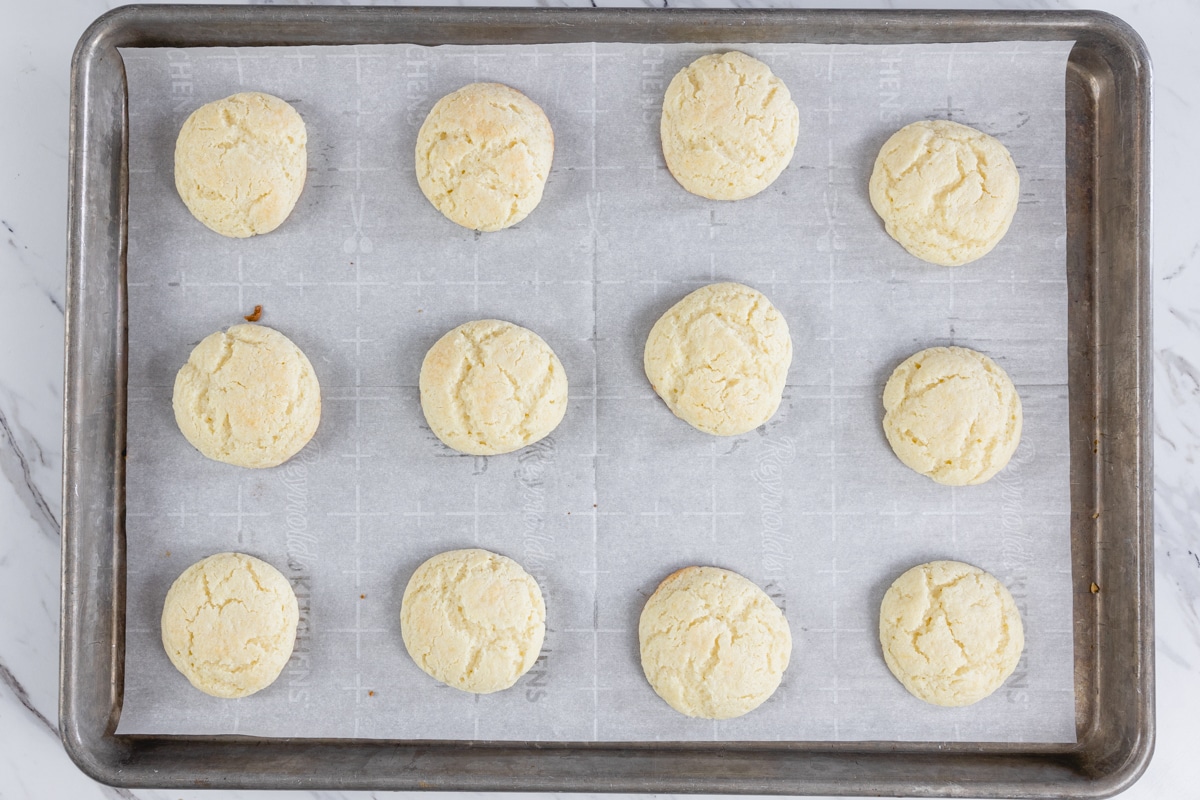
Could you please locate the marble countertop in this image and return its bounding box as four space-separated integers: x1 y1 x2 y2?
1 0 1195 798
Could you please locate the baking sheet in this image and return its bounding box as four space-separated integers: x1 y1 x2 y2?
116 39 1076 743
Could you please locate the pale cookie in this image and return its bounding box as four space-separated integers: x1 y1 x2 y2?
174 92 307 238
401 548 546 694
173 323 321 469
419 319 568 456
879 560 1024 707
415 82 554 232
660 52 800 201
882 346 1022 486
644 282 792 436
869 119 1020 266
160 552 299 699
639 566 791 720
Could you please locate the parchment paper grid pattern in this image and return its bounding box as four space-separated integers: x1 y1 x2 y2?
118 40 1076 743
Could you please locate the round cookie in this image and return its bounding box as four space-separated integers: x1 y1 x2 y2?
879 560 1024 707
400 548 546 694
160 552 299 699
173 323 321 469
869 119 1020 266
415 82 554 232
660 51 799 201
644 282 792 436
174 92 307 238
419 319 568 456
882 345 1021 486
639 566 791 719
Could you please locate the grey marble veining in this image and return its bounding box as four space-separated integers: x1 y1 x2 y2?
1 0 1196 798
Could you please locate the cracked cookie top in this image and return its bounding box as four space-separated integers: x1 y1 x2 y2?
419 319 568 456
400 548 546 694
639 565 792 720
174 92 307 238
660 51 799 201
415 82 554 232
869 119 1020 266
879 560 1024 707
160 552 299 698
172 323 321 469
882 345 1022 486
644 282 792 437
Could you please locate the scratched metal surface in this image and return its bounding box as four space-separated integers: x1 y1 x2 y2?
61 6 1151 795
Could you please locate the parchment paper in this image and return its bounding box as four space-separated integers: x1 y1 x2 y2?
117 40 1076 742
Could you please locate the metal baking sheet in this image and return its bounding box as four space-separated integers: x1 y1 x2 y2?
61 6 1152 795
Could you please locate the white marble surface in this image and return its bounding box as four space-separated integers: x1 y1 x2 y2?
0 0 1195 798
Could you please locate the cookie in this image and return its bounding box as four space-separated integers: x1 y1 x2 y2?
419 319 568 456
882 346 1022 486
660 52 799 201
400 548 546 694
415 82 555 232
869 119 1020 266
172 323 321 469
639 566 791 719
644 282 792 436
879 560 1024 707
160 552 299 699
174 92 307 238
